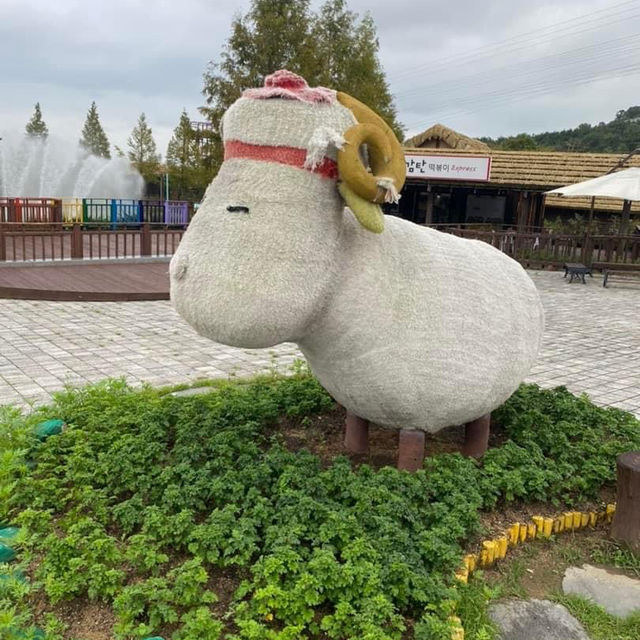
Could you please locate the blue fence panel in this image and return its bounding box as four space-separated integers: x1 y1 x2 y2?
111 199 140 227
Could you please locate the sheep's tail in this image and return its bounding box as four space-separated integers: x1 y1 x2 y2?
376 177 400 204
305 127 345 170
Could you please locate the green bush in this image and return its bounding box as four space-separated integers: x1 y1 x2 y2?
0 376 638 639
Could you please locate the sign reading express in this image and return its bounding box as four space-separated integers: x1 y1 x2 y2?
405 154 492 182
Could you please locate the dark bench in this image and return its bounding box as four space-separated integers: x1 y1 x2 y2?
592 262 640 288
603 269 640 288
563 262 592 284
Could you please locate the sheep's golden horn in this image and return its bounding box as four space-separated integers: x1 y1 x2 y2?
336 92 406 205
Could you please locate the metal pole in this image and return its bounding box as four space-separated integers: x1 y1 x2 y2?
620 199 631 235
606 148 640 174
604 148 639 235
165 173 169 202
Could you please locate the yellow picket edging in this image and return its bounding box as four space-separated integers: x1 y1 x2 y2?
450 503 616 638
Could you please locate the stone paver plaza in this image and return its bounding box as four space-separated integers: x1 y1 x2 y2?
0 270 638 416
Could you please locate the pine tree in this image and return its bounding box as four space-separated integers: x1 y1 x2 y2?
310 1 400 137
200 0 399 169
25 103 48 139
79 101 111 159
201 0 314 132
127 113 160 181
166 110 197 199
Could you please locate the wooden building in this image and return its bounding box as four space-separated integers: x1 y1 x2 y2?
397 126 640 230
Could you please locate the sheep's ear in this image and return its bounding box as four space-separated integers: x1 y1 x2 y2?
338 182 384 234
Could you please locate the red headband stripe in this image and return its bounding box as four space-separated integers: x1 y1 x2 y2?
224 140 338 180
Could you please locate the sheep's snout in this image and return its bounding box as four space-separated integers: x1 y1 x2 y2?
226 205 250 214
170 254 188 282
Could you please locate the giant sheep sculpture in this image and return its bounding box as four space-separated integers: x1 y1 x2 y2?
170 70 544 470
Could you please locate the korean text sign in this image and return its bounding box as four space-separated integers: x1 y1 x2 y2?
404 154 492 181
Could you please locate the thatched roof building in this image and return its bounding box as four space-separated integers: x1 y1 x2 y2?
404 124 490 152
403 147 640 214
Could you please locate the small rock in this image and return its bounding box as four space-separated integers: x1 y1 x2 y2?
489 599 590 640
169 386 217 397
563 564 640 618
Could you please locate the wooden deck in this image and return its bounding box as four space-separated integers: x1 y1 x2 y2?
0 260 170 301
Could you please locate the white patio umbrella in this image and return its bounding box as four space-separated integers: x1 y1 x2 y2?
546 167 640 200
546 167 640 233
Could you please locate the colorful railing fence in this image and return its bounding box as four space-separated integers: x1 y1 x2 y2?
0 198 11 223
81 198 110 224
165 201 189 225
110 199 141 226
0 198 61 223
0 198 193 225
62 198 83 224
140 200 165 224
138 200 189 225
0 198 194 226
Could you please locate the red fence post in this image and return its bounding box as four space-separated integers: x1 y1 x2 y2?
71 224 83 259
12 199 21 223
141 222 151 256
53 199 63 223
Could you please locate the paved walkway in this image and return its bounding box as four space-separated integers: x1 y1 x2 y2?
0 271 639 416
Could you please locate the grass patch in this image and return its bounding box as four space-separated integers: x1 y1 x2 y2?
0 376 639 639
455 577 499 640
476 531 640 640
554 594 640 640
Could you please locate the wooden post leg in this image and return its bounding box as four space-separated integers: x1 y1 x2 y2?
397 429 425 472
344 412 369 454
463 414 491 458
611 451 640 552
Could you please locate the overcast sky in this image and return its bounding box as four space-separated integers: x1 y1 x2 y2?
1 0 639 156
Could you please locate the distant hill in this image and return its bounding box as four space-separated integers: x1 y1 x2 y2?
479 106 640 153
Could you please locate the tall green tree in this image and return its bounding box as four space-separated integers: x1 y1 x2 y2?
166 110 197 199
79 101 111 159
481 106 640 153
127 113 160 181
309 0 399 134
498 133 537 151
25 102 48 139
201 0 401 170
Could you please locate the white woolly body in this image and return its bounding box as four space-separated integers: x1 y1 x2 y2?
170 94 544 433
300 214 544 432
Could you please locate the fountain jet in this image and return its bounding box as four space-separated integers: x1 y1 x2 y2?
0 133 144 198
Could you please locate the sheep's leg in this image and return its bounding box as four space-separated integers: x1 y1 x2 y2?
397 429 425 472
344 412 369 454
462 413 491 458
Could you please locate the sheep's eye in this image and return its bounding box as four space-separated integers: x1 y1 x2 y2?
227 205 250 213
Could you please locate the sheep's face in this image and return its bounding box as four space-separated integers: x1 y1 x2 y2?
170 157 345 348
170 80 361 349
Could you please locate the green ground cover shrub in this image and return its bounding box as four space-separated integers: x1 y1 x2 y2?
0 375 638 640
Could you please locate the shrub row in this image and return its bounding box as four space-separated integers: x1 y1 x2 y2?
1 375 638 640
